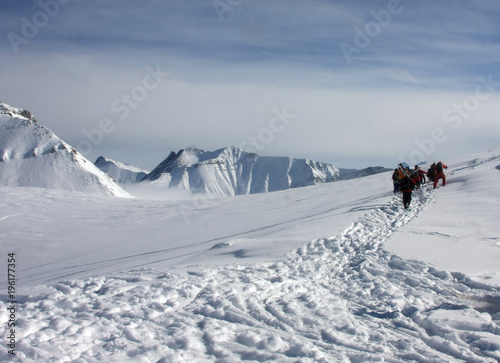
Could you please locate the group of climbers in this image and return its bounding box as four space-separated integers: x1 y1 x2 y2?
392 161 448 209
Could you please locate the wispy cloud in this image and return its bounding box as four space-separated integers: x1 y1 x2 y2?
1 0 499 168
2 1 498 84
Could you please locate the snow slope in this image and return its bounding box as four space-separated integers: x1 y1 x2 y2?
0 146 499 362
386 146 500 284
0 102 131 198
95 156 149 184
142 146 340 196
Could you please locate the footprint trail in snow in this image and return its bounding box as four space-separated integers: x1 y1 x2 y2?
1 186 500 362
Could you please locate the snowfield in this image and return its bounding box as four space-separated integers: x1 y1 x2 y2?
1 146 500 362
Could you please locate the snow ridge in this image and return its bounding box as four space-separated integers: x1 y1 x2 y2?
142 146 340 196
95 156 149 184
5 185 499 362
0 102 37 123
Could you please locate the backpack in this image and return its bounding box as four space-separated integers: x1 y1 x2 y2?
398 169 406 180
436 162 443 173
399 176 411 191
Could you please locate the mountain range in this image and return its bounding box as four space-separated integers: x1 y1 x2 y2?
96 148 391 197
139 146 340 196
0 101 390 198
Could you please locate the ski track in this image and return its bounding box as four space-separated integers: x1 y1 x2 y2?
2 186 500 362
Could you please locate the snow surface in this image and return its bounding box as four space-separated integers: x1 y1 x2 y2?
142 146 340 196
0 146 500 362
0 103 131 198
386 147 500 285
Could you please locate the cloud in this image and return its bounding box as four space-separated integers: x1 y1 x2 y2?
0 0 499 169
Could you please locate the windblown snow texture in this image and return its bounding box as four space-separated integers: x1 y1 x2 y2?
142 146 340 196
2 186 499 362
0 102 130 198
95 156 149 184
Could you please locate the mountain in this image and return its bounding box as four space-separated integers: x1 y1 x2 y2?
95 156 149 184
141 146 340 196
339 166 392 180
0 102 131 198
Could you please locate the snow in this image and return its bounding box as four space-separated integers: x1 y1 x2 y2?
0 145 500 361
0 102 131 198
386 147 500 284
338 166 392 180
94 156 149 184
142 146 340 196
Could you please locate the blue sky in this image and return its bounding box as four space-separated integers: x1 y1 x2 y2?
1 0 499 169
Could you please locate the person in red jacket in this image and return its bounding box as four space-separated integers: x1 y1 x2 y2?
416 165 427 184
411 165 427 189
433 161 448 189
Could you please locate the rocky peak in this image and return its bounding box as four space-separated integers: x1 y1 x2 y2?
0 102 37 123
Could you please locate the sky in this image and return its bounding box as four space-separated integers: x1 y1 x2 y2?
0 0 499 169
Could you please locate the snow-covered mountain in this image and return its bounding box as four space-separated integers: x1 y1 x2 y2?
141 146 340 196
95 156 149 184
0 102 131 197
339 166 392 180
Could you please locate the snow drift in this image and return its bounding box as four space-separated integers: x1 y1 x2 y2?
0 102 131 198
141 146 340 196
